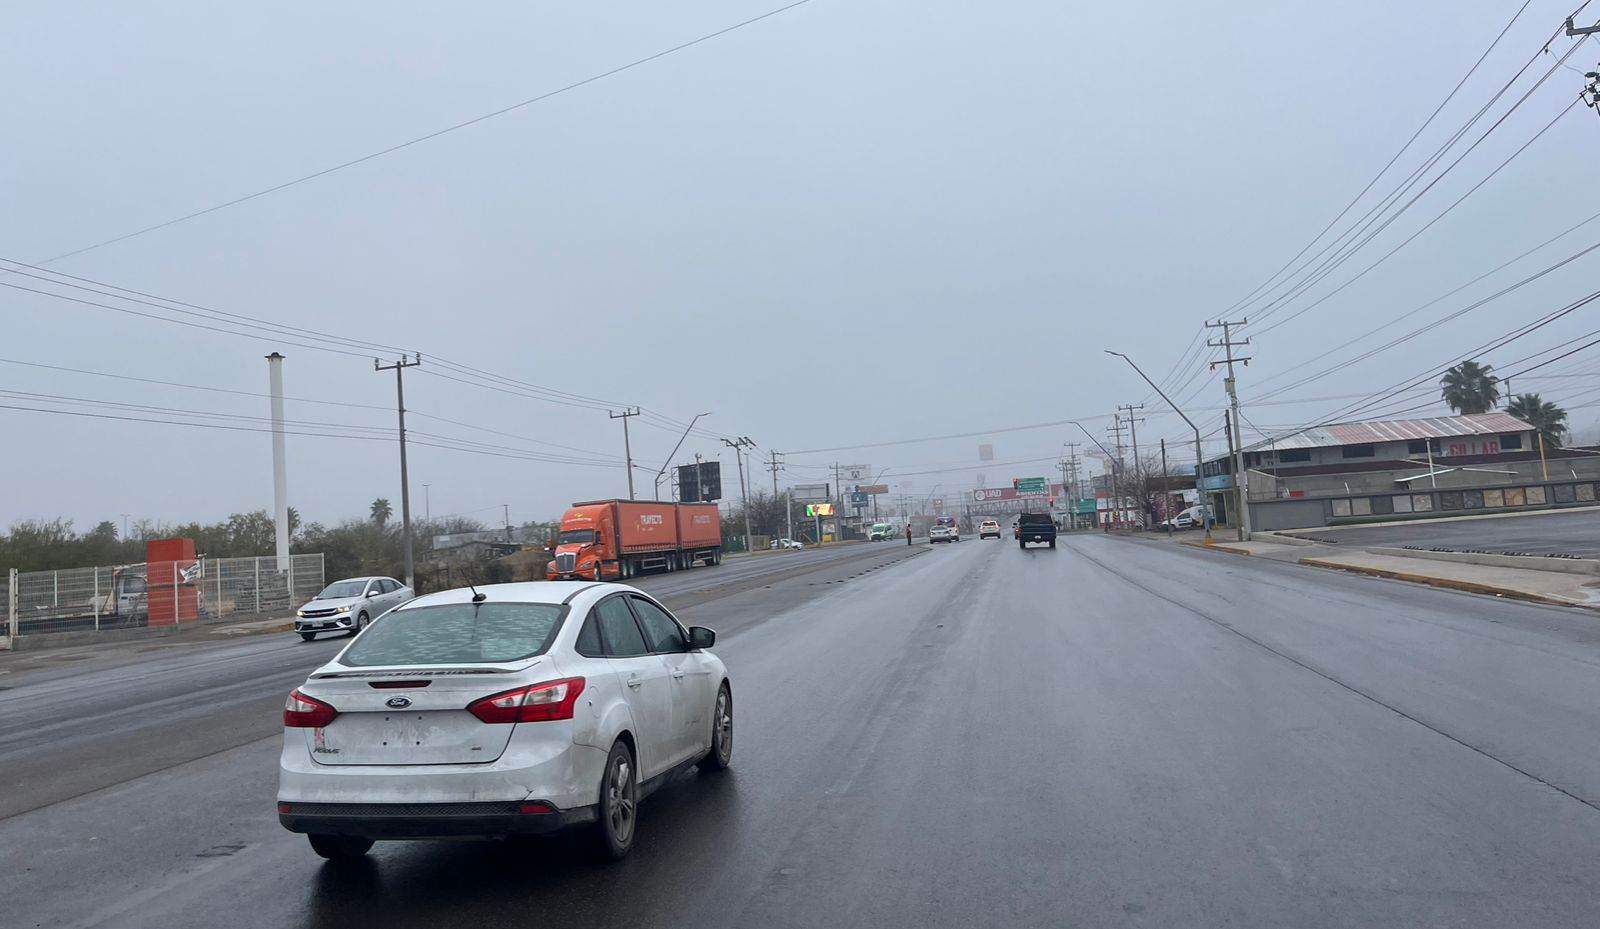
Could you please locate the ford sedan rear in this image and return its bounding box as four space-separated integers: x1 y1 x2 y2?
277 581 732 861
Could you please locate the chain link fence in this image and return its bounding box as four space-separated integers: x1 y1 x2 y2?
5 553 323 639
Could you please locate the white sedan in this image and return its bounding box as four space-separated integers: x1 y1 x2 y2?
277 581 732 861
294 576 412 641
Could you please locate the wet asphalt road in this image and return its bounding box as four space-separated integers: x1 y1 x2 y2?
5 535 1600 928
1290 507 1600 556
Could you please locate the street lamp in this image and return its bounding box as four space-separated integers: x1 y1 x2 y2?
654 412 712 500
1104 350 1211 540
1071 421 1120 530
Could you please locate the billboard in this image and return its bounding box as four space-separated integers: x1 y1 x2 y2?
677 461 723 502
971 484 1064 502
843 464 870 482
805 503 835 516
792 483 831 503
857 483 889 496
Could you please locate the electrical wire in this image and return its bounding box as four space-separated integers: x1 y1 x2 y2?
1240 22 1589 331
1215 0 1539 321
36 0 820 265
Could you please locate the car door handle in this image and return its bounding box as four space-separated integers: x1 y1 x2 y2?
671 670 686 680
626 675 643 689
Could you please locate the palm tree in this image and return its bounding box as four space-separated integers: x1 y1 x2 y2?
1505 393 1568 450
370 498 393 526
1439 360 1500 414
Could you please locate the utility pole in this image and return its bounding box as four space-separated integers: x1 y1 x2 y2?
375 353 422 589
1062 441 1081 529
1207 318 1254 541
609 407 641 499
503 504 512 543
1160 438 1172 535
723 437 756 551
265 353 290 572
1118 403 1146 527
769 450 790 544
1108 414 1126 528
423 483 431 522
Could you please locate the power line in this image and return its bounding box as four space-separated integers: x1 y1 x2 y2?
1247 229 1600 405
36 0 820 265
0 354 622 459
1250 89 1586 338
1239 21 1590 330
1244 206 1600 401
0 258 727 433
781 412 1118 455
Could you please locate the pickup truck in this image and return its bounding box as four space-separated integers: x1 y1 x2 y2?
1017 512 1057 549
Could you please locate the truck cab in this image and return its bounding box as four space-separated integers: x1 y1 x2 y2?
548 505 613 580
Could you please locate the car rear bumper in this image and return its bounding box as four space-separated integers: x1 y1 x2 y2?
278 727 607 813
277 800 597 838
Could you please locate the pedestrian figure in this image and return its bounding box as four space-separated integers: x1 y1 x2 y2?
906 523 913 546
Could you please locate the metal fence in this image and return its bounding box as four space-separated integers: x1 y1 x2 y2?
5 553 323 640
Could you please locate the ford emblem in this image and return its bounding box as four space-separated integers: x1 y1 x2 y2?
385 696 412 709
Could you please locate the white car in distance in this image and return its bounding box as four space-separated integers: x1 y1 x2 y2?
294 576 413 641
768 538 804 550
277 581 733 861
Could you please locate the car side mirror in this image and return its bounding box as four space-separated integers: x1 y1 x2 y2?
365 590 378 598
688 626 716 649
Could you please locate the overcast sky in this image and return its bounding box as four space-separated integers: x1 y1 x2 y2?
5 0 1599 531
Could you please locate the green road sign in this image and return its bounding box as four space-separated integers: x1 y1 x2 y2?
1014 477 1048 495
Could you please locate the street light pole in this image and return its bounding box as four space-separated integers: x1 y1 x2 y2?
1105 350 1212 541
1071 421 1118 529
654 412 711 500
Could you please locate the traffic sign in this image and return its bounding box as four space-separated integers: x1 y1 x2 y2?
1014 477 1048 495
848 492 868 508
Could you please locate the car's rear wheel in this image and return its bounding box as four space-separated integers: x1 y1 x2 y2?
307 834 373 860
699 684 733 772
593 740 638 860
299 631 316 642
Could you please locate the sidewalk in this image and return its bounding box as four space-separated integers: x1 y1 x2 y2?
1156 529 1600 611
1299 550 1600 609
1 611 297 660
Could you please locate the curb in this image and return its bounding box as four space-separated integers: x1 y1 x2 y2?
210 621 295 637
1180 539 1252 556
1297 557 1591 610
1251 531 1321 547
1366 546 1600 577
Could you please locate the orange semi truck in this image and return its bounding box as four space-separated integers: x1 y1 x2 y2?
547 499 723 581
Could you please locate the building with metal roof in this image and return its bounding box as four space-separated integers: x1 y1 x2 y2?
1235 412 1534 454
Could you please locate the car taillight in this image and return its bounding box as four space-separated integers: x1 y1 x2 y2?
467 677 587 724
283 688 338 728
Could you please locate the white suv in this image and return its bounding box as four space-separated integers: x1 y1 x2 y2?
277 581 732 861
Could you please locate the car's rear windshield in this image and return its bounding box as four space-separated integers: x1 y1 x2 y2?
317 580 367 599
340 603 566 666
